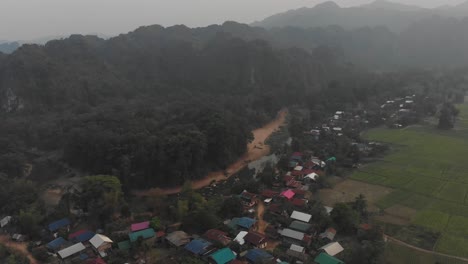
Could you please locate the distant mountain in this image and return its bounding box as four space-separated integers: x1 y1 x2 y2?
252 0 466 33
0 42 20 54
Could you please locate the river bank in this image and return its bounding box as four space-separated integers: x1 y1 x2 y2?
134 109 288 196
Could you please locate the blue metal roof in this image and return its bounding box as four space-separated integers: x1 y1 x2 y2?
46 237 67 250
48 218 71 232
184 239 212 255
72 231 95 243
238 217 256 229
245 249 273 263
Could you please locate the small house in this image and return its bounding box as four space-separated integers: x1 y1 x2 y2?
48 218 71 233
0 216 12 228
68 230 95 243
324 206 334 215
260 189 278 199
240 191 257 208
166 230 191 247
244 231 268 248
286 244 308 261
290 211 312 223
203 229 232 246
314 252 345 264
130 221 150 232
319 242 344 256
280 228 306 245
184 238 215 256
319 228 337 241
234 231 248 245
58 242 86 259
244 249 274 264
289 221 311 233
129 228 155 242
90 234 113 257
228 217 257 231
46 237 68 252
280 189 295 200
209 248 236 264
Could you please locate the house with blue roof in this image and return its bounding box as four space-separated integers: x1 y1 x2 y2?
46 237 68 251
209 248 236 264
48 218 71 232
184 238 215 256
238 217 257 230
245 249 274 264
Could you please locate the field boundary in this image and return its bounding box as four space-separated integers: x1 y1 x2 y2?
386 235 468 263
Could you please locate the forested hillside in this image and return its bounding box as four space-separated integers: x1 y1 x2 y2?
1 22 467 189
0 24 344 188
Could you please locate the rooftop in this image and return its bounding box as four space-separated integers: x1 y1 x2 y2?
129 228 155 242
314 252 345 264
290 210 312 223
210 248 236 264
131 221 150 232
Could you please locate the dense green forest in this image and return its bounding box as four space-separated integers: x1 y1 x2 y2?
0 23 467 189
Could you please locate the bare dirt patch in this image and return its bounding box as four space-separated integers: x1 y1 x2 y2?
41 188 64 207
319 179 392 212
376 204 418 225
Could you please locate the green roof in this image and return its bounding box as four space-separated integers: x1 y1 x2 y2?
129 228 155 242
118 240 131 250
210 248 236 264
289 220 312 232
314 253 344 264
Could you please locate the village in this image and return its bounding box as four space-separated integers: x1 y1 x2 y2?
0 93 426 264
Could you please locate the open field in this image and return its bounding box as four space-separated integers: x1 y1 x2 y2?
319 179 392 212
350 104 468 258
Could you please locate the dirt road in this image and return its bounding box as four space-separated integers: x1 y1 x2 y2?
0 235 39 264
134 109 288 196
385 235 468 263
256 200 268 234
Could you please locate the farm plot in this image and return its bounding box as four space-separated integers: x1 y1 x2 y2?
435 233 468 258
350 110 468 258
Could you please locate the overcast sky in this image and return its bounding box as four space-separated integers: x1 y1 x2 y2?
1 0 465 41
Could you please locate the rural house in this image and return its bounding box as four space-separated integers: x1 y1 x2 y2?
319 228 337 241
184 238 215 256
244 249 274 264
129 228 155 242
290 211 312 223
58 242 86 259
244 231 268 248
89 234 113 257
314 252 345 264
130 221 150 232
48 218 71 233
203 229 232 246
319 242 344 256
209 248 237 264
166 230 191 247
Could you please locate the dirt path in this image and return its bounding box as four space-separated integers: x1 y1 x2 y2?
134 109 288 196
0 235 39 264
256 200 268 234
385 235 468 263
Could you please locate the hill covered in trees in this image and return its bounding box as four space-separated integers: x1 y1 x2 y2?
0 24 347 188
0 22 467 189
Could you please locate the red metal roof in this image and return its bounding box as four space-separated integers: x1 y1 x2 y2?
68 230 87 240
261 189 279 198
203 229 231 246
87 258 106 264
286 180 302 188
292 189 306 195
290 198 307 207
280 189 296 200
284 175 294 182
244 231 267 246
131 221 150 232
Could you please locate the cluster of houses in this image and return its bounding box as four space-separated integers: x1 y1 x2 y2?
380 95 419 128
44 218 113 263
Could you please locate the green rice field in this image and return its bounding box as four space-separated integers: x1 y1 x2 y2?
352 104 468 258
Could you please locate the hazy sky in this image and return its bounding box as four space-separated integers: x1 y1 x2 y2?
1 0 466 41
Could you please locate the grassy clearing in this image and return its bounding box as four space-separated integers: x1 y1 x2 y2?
435 182 468 203
446 215 468 237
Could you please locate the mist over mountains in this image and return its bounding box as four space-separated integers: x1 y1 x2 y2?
253 0 468 32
